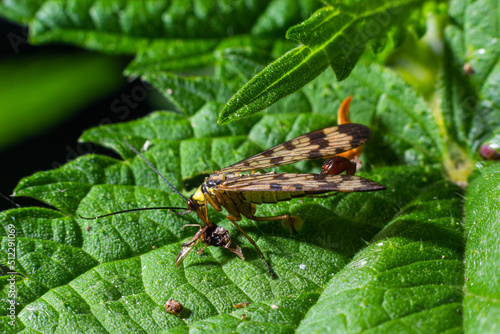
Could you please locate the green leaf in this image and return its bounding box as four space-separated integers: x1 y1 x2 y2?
13 107 336 217
218 0 431 124
125 35 295 76
463 163 500 333
0 53 123 149
141 74 235 117
296 180 464 333
0 0 41 25
140 59 444 169
302 62 443 166
219 46 330 124
0 1 318 55
4 160 444 332
0 208 99 316
434 0 499 183
3 86 465 331
125 38 221 74
450 0 500 148
132 38 299 116
3 2 500 332
0 1 321 127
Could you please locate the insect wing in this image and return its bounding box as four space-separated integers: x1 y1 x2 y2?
175 244 196 267
216 173 386 193
175 233 201 267
217 123 371 173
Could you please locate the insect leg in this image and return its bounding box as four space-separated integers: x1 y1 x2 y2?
181 226 205 246
196 246 209 255
252 215 301 234
204 193 222 211
181 224 202 231
226 215 275 278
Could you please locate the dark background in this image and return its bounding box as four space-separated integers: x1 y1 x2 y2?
0 18 159 212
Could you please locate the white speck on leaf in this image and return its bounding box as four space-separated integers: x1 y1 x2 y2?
142 140 151 151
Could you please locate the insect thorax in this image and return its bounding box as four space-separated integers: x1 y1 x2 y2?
191 173 235 206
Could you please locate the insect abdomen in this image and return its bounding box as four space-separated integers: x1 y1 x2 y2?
242 191 306 204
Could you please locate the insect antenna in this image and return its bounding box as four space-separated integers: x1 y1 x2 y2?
80 141 191 220
0 193 21 208
124 140 188 202
79 206 189 220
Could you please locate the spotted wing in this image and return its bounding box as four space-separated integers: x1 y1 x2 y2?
217 123 370 173
217 173 386 193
